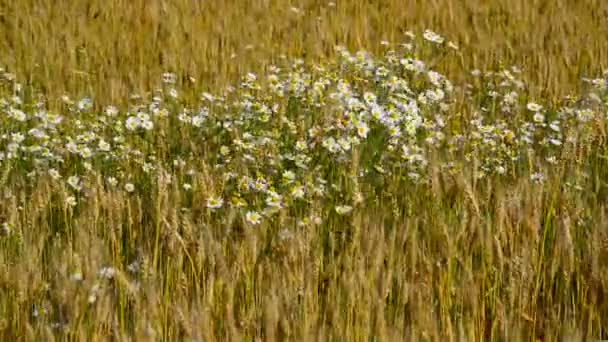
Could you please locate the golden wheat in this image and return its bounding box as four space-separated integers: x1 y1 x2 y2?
0 1 607 341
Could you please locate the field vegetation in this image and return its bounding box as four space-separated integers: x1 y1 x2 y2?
0 0 608 340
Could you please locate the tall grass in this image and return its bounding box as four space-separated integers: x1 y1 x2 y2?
1 0 607 101
0 1 608 340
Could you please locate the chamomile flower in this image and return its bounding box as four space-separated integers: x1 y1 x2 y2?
99 266 116 279
388 125 401 137
245 211 262 225
48 168 61 180
107 177 118 187
125 116 141 131
105 105 119 117
65 196 77 207
335 205 353 215
77 97 93 111
207 196 224 209
67 175 82 191
530 172 545 184
356 122 370 138
79 146 93 158
295 140 308 151
162 72 177 84
98 139 111 152
423 29 444 44
253 178 269 192
527 102 543 112
168 88 179 99
124 183 135 193
140 119 154 130
282 170 296 184
533 112 545 123
192 115 206 127
290 185 305 199
265 191 283 208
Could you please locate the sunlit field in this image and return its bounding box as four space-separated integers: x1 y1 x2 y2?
1 1 608 340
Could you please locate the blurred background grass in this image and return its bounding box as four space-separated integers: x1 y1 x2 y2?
0 0 607 103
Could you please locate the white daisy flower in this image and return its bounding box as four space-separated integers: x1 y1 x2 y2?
423 29 444 44
65 196 77 207
335 205 353 215
527 102 543 112
125 116 141 131
67 175 82 191
265 191 283 208
124 183 135 193
290 185 305 199
533 112 545 123
356 122 370 139
245 211 262 225
207 196 224 209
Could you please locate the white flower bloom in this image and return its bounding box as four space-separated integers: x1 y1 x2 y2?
98 139 111 152
363 92 377 105
426 88 445 102
576 109 594 122
140 119 154 130
162 72 177 84
423 29 444 44
549 121 561 132
125 116 141 131
265 191 283 208
388 125 401 137
168 88 179 99
335 205 353 215
427 71 443 87
282 170 296 184
530 172 545 184
527 102 543 112
28 128 48 139
290 185 305 199
178 112 191 122
77 97 93 111
65 196 77 207
201 92 215 102
295 140 308 151
99 266 116 279
192 115 205 127
136 112 150 122
11 133 25 143
533 112 545 123
124 183 135 193
245 211 262 225
356 122 370 138
549 138 562 146
48 168 61 180
8 108 27 121
7 143 19 154
107 177 118 187
207 196 224 209
80 146 93 158
67 175 82 191
337 137 352 151
105 105 119 117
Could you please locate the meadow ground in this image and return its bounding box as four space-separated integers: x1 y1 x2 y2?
0 0 608 340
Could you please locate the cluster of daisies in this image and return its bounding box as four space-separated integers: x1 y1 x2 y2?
0 30 607 228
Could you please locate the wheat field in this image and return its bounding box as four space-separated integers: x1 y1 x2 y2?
1 1 608 340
